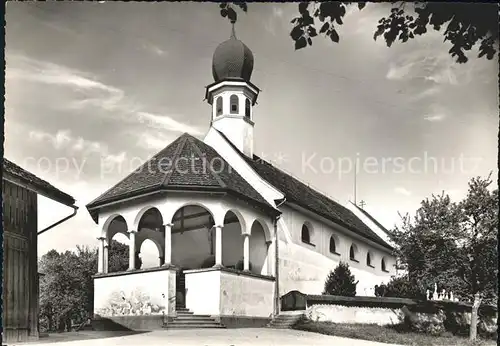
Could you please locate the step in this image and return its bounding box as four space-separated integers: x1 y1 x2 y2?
170 319 219 325
176 313 213 320
176 311 194 315
164 324 225 329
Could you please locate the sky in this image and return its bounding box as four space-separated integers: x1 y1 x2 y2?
5 2 498 263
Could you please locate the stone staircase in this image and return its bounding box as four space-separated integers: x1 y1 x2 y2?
163 308 226 329
267 313 305 329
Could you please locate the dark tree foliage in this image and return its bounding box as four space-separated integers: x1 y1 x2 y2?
39 248 97 332
108 239 130 273
218 2 498 63
375 275 427 300
235 258 253 271
390 174 498 341
38 241 130 331
323 261 358 297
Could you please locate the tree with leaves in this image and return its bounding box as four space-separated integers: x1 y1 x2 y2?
391 174 498 341
323 261 358 296
108 240 130 273
38 240 130 331
375 274 427 300
219 2 498 64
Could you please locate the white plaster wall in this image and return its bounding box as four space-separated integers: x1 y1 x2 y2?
98 193 227 237
219 271 274 318
277 205 395 296
212 116 254 158
94 270 171 317
184 270 221 315
306 305 402 326
204 128 284 206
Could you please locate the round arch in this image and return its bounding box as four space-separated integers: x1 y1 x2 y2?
167 201 220 226
167 202 220 270
381 256 388 272
133 205 164 231
137 237 164 258
329 234 340 254
366 250 374 267
138 238 164 268
249 220 270 275
349 243 359 261
102 214 128 239
223 209 247 235
250 218 272 242
301 221 314 244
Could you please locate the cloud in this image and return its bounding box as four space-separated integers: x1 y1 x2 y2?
384 39 467 86
386 62 417 81
29 129 105 154
135 131 176 151
422 103 448 122
263 4 290 36
6 53 202 136
394 187 412 196
143 42 168 57
273 7 284 18
411 85 442 101
423 113 446 122
136 112 202 135
26 128 128 182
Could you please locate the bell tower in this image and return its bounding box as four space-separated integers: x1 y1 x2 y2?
205 23 259 158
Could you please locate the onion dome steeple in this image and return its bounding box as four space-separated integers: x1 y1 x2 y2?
212 22 254 82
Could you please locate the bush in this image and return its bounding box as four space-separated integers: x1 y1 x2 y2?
401 306 446 336
375 275 427 300
201 256 215 268
323 261 358 297
235 258 253 271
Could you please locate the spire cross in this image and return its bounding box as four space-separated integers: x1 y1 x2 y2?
359 200 366 209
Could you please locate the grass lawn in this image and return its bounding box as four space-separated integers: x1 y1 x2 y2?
293 320 497 346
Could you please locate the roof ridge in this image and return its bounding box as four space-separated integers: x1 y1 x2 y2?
160 135 189 188
253 155 342 205
188 136 227 189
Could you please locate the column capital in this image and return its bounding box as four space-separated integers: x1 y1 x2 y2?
97 236 106 241
265 240 272 245
164 223 174 228
214 224 223 229
128 229 138 234
242 233 250 237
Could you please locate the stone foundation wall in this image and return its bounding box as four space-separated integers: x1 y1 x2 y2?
306 304 403 325
304 299 498 337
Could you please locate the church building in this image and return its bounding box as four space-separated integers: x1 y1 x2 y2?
87 25 396 330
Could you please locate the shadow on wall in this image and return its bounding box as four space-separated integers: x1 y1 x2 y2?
91 315 135 332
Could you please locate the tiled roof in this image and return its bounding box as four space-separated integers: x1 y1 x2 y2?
214 130 393 251
3 158 76 206
86 133 276 217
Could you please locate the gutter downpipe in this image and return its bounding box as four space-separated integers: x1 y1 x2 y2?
38 205 79 236
273 198 287 318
